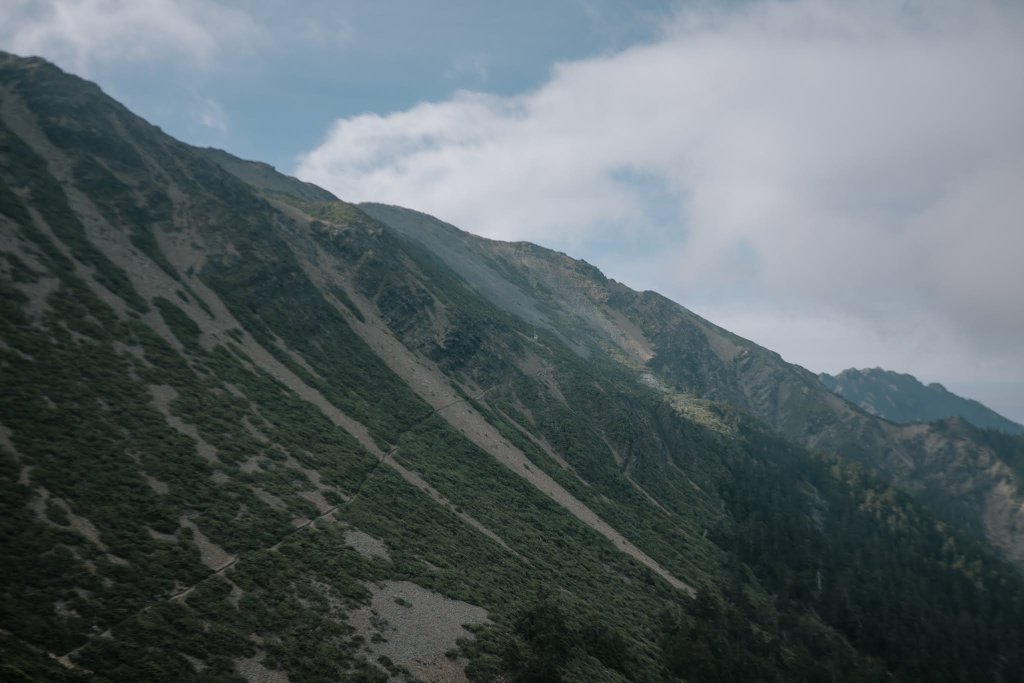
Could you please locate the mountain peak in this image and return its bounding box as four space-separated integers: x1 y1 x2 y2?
820 367 1024 434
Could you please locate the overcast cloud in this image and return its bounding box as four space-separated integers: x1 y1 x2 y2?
1 0 262 74
296 0 1024 388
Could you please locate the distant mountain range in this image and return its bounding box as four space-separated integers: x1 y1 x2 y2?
820 368 1024 435
3 52 1024 681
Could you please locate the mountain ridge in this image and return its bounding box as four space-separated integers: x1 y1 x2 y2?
350 202 1024 563
203 142 1024 567
820 366 1024 435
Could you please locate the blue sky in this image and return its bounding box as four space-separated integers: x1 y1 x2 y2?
4 0 1024 423
4 1 674 169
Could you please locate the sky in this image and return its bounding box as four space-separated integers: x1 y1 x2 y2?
3 0 1024 423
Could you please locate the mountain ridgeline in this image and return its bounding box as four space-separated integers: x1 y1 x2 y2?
820 367 1024 435
2 52 1024 682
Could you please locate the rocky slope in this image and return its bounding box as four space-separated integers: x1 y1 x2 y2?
3 52 1024 682
357 203 1024 566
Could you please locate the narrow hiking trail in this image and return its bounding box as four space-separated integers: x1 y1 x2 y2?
40 218 693 668
51 381 514 668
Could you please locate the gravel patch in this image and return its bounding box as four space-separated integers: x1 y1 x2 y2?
0 421 20 457
30 487 109 551
147 526 178 543
298 488 333 514
343 528 390 560
348 581 488 683
148 384 219 463
226 578 244 607
15 275 59 319
235 650 290 683
179 516 233 569
182 653 206 673
240 455 267 474
143 473 169 495
251 486 286 510
242 416 270 442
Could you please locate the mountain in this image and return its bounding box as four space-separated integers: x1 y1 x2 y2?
352 203 1024 565
820 367 1024 435
3 52 1024 682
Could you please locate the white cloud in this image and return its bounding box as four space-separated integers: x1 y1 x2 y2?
196 96 228 132
1 0 263 74
445 53 490 84
296 0 1024 381
289 4 353 48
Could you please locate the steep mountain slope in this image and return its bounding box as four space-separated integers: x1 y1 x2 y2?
359 203 1024 566
3 52 1024 682
199 147 339 204
820 367 1024 435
